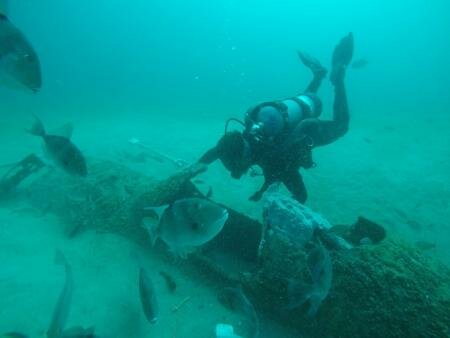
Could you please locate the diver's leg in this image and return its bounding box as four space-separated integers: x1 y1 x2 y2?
283 170 307 203
297 52 327 94
320 33 353 143
293 82 349 147
294 34 353 146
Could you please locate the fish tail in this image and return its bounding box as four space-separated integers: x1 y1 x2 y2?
141 217 159 246
287 279 313 310
27 115 46 137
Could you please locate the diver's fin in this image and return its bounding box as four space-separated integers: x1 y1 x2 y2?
330 33 354 85
332 33 354 68
297 51 327 77
51 122 74 139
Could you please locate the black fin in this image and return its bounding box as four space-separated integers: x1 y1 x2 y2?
27 116 46 137
332 33 354 68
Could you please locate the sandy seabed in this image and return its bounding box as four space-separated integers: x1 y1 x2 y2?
0 105 449 337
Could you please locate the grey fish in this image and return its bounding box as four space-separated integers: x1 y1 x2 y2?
142 198 228 257
28 117 87 177
351 58 368 69
0 13 41 92
139 268 159 324
47 251 74 338
217 287 259 338
288 241 332 317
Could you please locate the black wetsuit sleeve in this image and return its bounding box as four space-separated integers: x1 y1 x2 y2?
249 175 275 201
198 146 219 164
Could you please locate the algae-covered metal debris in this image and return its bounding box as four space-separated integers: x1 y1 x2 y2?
19 157 450 337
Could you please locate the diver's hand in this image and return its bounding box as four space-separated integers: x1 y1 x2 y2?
183 162 208 178
297 51 327 78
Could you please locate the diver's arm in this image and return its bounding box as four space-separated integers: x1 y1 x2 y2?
198 146 219 164
282 170 307 204
249 180 271 201
249 172 276 201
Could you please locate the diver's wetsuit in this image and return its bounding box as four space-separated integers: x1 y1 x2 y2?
199 34 352 203
247 73 349 202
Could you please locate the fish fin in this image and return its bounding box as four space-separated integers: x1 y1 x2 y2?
305 291 323 318
287 279 313 310
27 115 46 137
143 205 168 221
170 245 195 259
142 217 160 246
51 122 74 139
206 186 213 199
0 1 8 16
61 326 95 338
141 204 168 246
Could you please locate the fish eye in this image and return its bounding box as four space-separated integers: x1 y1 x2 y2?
190 222 200 231
23 53 34 61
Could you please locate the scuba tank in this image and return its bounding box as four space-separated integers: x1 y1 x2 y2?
244 93 323 144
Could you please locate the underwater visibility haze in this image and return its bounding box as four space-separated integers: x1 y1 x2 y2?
1 0 450 337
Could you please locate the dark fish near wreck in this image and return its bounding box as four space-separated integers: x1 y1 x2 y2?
0 12 41 92
47 251 74 338
218 287 259 338
351 58 368 69
28 117 87 177
139 268 159 324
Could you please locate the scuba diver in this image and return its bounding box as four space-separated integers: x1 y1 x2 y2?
198 33 354 203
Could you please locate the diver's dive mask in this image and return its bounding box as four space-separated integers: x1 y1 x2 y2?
217 129 252 179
